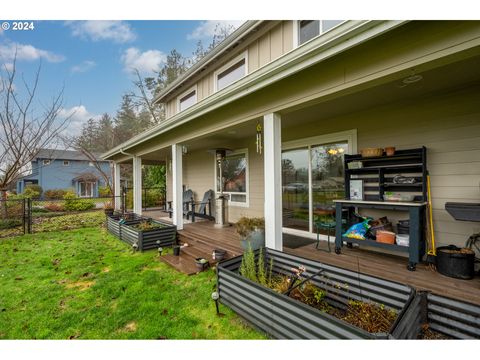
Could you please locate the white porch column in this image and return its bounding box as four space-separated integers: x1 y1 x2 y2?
113 162 122 210
172 144 184 230
132 156 142 215
263 112 283 250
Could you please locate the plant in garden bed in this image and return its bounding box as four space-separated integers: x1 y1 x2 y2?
132 220 167 231
238 247 397 333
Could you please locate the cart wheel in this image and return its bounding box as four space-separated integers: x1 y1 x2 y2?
407 263 416 272
335 247 341 255
346 243 353 249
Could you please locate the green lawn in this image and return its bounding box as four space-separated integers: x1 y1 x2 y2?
0 227 265 339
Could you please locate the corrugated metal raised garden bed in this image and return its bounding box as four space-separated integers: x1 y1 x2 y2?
217 248 415 339
392 291 480 339
106 213 176 251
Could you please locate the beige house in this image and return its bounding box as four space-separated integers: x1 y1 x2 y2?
103 20 480 252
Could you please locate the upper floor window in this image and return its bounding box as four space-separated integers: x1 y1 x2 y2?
63 160 70 166
215 52 247 92
177 86 197 112
43 159 51 166
297 20 345 46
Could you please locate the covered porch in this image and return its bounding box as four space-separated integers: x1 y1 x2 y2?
106 21 480 305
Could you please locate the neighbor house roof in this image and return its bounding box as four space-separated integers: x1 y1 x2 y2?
35 149 107 162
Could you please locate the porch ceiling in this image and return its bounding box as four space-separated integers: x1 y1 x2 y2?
280 53 480 130
133 52 480 158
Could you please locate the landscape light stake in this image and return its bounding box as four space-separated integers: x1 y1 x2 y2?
211 291 220 315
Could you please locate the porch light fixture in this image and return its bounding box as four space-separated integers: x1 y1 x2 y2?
402 69 423 85
182 145 188 155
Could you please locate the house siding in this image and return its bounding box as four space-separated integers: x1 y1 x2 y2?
17 158 111 197
134 21 480 250
282 86 480 249
165 21 294 119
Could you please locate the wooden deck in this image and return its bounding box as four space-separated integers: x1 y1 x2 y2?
146 216 480 304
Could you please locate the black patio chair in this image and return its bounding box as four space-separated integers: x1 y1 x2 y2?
190 189 215 222
167 189 194 219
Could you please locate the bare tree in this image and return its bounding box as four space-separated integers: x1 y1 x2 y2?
74 145 113 195
0 54 70 216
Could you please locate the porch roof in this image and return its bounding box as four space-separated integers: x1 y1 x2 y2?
102 20 406 161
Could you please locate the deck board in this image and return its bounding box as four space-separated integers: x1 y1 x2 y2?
146 216 480 304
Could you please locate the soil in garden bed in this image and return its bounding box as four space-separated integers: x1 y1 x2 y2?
271 277 397 334
418 324 452 339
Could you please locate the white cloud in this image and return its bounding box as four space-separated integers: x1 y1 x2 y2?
0 41 65 63
3 62 14 72
71 60 96 73
66 21 136 43
58 105 100 135
121 47 166 75
187 20 245 40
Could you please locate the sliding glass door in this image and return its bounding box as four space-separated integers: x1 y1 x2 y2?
282 136 350 236
282 148 309 231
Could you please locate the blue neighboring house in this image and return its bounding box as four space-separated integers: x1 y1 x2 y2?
16 149 112 198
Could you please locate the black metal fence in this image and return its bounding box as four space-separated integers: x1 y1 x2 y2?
0 195 126 237
123 187 166 211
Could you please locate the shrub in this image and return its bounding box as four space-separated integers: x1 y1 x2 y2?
144 188 165 207
25 184 43 198
63 192 95 211
0 218 22 229
98 186 112 197
23 187 41 199
44 202 65 212
44 189 68 200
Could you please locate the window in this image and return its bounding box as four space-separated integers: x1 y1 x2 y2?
177 86 197 112
215 150 248 206
43 159 51 166
79 181 94 197
63 160 70 166
297 20 345 45
215 52 247 91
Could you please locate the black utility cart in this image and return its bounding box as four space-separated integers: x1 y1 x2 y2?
335 147 428 271
334 199 426 271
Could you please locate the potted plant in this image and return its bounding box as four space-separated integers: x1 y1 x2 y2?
104 201 114 216
195 257 209 271
235 217 265 251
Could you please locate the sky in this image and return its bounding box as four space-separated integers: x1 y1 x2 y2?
0 20 243 134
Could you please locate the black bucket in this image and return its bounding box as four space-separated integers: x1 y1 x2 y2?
436 245 475 280
173 245 181 256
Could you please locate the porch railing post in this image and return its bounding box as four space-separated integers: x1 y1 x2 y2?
263 112 283 250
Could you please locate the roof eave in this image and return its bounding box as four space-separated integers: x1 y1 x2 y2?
102 20 408 161
153 20 265 104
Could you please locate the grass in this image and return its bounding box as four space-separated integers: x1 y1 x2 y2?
0 226 265 339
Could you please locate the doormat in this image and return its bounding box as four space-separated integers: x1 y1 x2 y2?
283 233 316 249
